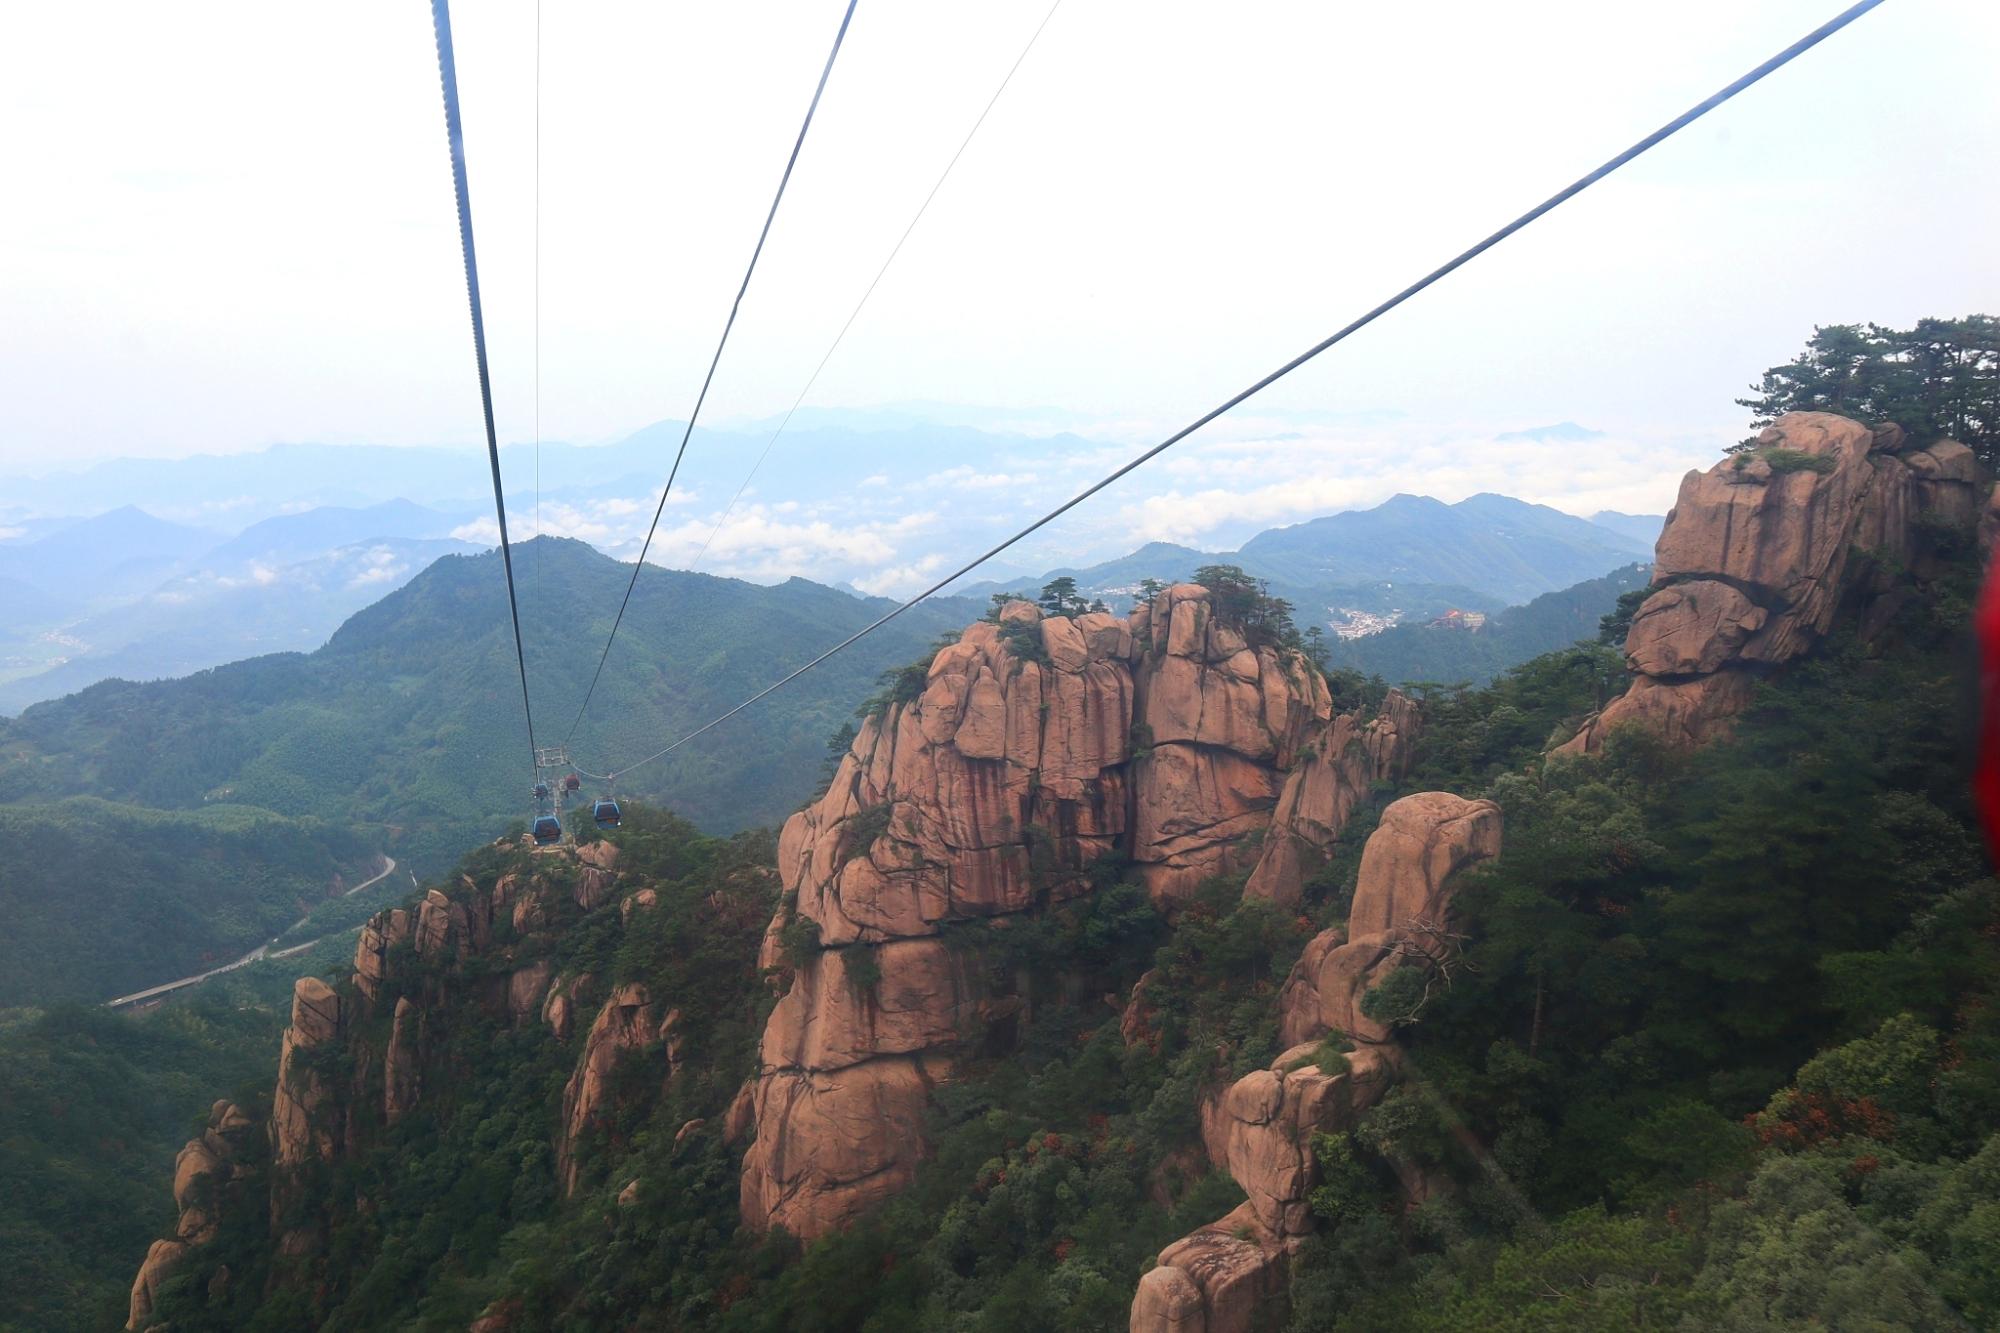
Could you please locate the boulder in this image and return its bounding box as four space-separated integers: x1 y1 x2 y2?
1623 581 1766 677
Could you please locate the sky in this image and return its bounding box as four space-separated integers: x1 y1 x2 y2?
2 0 1996 589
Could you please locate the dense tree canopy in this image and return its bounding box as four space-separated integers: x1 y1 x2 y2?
1736 316 1999 466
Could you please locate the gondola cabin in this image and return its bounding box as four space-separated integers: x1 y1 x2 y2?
592 799 622 830
531 814 562 845
533 782 550 802
563 774 582 792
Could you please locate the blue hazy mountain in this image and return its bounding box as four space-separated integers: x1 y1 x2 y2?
0 505 219 608
1587 509 1668 549
961 493 1653 614
0 536 475 713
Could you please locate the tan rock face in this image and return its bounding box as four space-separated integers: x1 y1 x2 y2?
165 1100 254 1251
1200 1044 1397 1237
745 588 1411 1241
739 1054 949 1238
1563 412 1980 755
273 978 345 1175
1279 793 1501 1047
1141 792 1502 1332
384 997 420 1123
1243 693 1421 909
556 983 659 1195
127 1238 188 1331
544 972 595 1042
506 960 553 1026
1134 1204 1290 1333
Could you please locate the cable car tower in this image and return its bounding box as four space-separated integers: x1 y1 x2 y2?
532 745 572 845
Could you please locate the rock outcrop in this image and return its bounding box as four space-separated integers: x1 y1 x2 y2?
127 1100 257 1330
1561 412 1980 754
1134 793 1501 1333
742 589 1417 1241
124 834 761 1320
1278 793 1504 1048
272 977 343 1175
556 983 660 1195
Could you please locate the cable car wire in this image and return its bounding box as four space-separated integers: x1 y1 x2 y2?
681 0 1064 578
564 0 862 745
534 0 544 615
429 0 541 769
583 0 1887 785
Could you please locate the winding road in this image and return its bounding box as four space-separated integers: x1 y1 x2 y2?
105 855 403 1010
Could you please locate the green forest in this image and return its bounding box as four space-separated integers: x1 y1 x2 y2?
0 539 975 1009
0 538 977 871
0 799 370 1005
110 523 1999 1331
0 997 290 1331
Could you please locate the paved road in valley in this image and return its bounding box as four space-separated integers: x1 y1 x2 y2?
104 856 402 1009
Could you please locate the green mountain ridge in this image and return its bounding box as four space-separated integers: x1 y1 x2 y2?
957 493 1657 620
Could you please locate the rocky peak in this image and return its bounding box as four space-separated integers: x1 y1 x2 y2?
126 1099 258 1330
743 586 1419 1242
1562 411 1980 754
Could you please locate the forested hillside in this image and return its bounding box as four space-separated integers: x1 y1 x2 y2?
0 998 288 1331
0 538 977 869
0 800 369 1005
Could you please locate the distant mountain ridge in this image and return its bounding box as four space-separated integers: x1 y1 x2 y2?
959 492 1659 615
0 536 979 862
0 501 474 711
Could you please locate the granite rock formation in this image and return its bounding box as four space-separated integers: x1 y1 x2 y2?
743 589 1417 1241
1562 412 1979 754
1132 793 1501 1333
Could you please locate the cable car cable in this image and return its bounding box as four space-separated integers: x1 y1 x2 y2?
585 0 1887 785
563 0 862 746
681 0 1065 578
429 0 541 770
534 0 544 614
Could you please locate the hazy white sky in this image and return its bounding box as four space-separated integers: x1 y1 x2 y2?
2 0 1996 557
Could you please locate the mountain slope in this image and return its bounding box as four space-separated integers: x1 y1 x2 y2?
0 798 371 1005
1237 492 1650 604
0 536 474 713
192 500 463 569
0 538 978 868
958 493 1651 619
1586 508 1666 547
1324 563 1650 686
105 497 2000 1333
0 505 217 608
